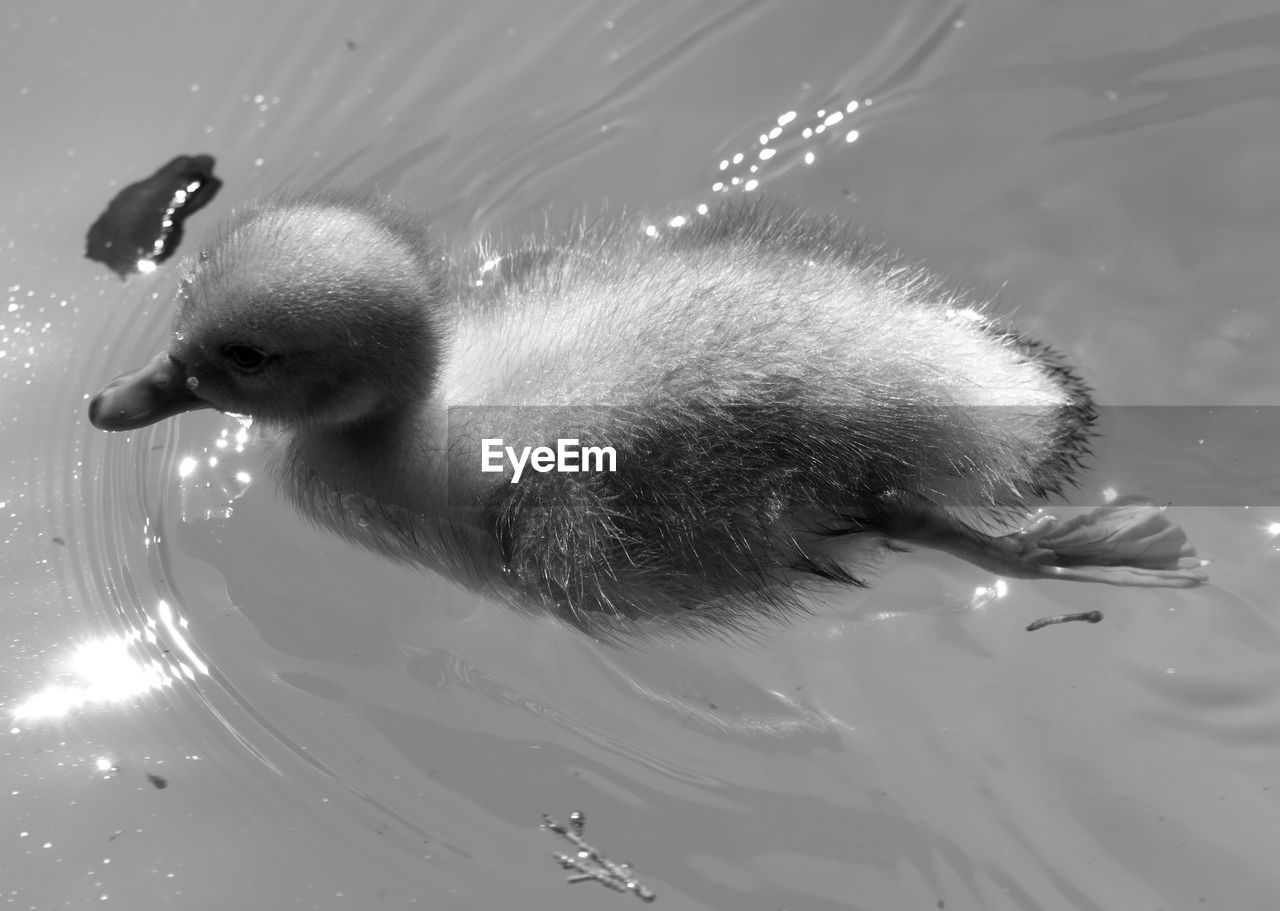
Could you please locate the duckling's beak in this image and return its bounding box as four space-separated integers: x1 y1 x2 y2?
88 352 212 431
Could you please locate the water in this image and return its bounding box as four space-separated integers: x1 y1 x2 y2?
3 1 1279 908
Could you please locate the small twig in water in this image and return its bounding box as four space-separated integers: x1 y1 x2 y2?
542 812 656 903
1026 610 1103 632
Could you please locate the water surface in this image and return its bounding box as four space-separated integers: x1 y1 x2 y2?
3 1 1279 908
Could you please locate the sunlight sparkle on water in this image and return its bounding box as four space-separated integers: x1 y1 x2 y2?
657 95 875 240
176 419 256 519
12 632 167 721
970 579 1008 610
11 600 208 722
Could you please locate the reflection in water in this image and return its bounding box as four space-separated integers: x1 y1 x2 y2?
11 599 208 723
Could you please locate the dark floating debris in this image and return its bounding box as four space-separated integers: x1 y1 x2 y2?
145 772 168 789
542 812 655 903
1026 610 1103 632
86 154 222 278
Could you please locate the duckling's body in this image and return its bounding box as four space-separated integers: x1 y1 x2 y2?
90 192 1203 635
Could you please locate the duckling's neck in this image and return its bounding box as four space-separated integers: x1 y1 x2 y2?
272 399 507 582
281 403 448 516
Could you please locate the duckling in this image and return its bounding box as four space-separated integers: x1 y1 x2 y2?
89 191 1204 636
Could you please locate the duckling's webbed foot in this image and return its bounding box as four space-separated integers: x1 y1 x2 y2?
993 500 1208 587
878 499 1208 588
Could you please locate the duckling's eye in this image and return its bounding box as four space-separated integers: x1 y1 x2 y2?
221 343 270 373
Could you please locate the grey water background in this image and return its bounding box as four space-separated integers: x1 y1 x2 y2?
3 1 1280 909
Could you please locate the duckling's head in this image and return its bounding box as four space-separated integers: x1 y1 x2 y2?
90 194 446 431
